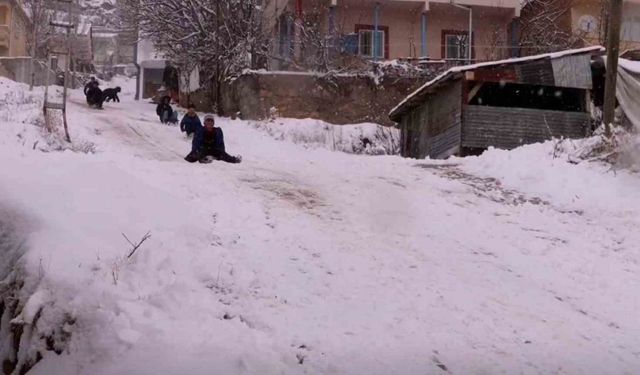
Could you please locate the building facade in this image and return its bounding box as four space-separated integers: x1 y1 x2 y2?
0 0 30 57
265 0 521 68
135 38 166 100
570 0 640 51
520 0 640 54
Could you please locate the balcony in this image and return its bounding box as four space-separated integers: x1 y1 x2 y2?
0 25 9 48
332 0 521 15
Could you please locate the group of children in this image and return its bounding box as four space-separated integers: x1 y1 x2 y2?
156 98 242 164
84 77 122 110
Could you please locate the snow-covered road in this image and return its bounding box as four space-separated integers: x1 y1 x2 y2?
1 77 640 374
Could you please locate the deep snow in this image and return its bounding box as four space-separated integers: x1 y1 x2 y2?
1 76 640 374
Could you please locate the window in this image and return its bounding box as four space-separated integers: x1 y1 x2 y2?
445 34 469 59
359 30 384 58
0 6 8 25
355 25 388 59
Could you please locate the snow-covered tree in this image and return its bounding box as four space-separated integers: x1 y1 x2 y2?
119 0 269 111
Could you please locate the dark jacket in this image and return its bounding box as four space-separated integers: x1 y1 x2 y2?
180 114 202 134
84 81 98 95
192 126 225 153
156 102 173 117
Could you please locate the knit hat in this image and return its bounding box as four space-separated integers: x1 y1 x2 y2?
203 114 215 123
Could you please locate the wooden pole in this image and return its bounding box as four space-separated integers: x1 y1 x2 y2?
602 0 623 137
60 0 73 142
29 2 37 91
215 0 221 115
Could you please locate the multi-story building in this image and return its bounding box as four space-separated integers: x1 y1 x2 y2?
264 0 522 67
521 0 640 53
0 0 30 57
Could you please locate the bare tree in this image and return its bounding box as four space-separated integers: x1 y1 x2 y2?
480 24 509 61
519 0 583 55
23 0 55 90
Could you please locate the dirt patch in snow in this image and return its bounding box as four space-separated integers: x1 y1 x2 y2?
241 176 325 211
416 163 584 216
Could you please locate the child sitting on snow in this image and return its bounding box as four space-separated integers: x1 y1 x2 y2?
184 114 241 164
156 96 178 124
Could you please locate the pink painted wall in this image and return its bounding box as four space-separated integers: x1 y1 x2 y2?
334 1 516 60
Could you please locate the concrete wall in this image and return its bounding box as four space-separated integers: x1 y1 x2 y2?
0 57 55 86
219 70 433 126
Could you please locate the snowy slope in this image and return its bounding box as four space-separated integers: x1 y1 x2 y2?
1 77 640 374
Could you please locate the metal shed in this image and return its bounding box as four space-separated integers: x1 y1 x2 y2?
389 46 605 159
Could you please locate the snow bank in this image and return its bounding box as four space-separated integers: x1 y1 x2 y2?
245 117 400 155
459 134 640 213
0 78 97 154
1 75 640 374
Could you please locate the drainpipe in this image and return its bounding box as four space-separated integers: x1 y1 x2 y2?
421 12 427 58
329 2 336 36
510 20 520 58
296 0 303 18
450 1 472 64
294 0 303 62
374 2 380 61
134 32 140 100
329 1 337 58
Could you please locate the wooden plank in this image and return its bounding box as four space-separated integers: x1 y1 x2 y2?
472 67 518 84
44 101 65 110
424 80 462 158
467 82 483 103
50 22 75 29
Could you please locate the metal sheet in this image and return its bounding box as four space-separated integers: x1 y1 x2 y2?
462 105 590 150
552 54 593 89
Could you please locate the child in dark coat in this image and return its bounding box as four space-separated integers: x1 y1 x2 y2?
185 114 241 164
180 105 202 136
156 96 178 124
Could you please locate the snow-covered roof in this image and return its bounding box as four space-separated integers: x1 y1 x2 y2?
389 46 605 120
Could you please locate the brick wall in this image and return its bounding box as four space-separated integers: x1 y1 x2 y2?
217 71 437 126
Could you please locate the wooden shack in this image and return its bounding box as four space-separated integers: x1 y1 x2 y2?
389 46 605 159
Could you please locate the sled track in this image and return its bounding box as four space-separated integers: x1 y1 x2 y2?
416 163 584 215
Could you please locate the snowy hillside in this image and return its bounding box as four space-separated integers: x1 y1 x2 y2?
1 76 640 374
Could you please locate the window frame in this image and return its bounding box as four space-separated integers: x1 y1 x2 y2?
441 29 474 60
355 24 389 59
0 6 9 26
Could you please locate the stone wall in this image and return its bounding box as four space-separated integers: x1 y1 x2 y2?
218 71 436 126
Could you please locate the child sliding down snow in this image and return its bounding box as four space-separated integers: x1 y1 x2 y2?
156 96 178 124
184 114 241 164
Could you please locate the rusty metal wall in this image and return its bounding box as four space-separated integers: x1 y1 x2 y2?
462 105 591 150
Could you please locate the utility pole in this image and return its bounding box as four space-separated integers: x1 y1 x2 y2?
44 0 74 142
603 0 623 137
29 1 38 91
215 0 221 114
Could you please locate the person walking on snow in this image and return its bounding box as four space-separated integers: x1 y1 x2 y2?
180 104 202 137
156 95 178 124
185 114 241 164
84 77 99 96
